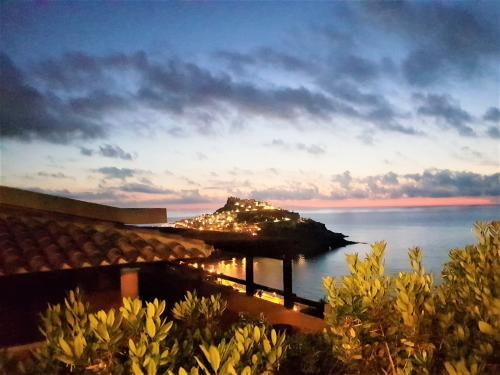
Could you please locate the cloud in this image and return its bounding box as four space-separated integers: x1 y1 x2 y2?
26 50 420 139
196 152 208 160
250 186 324 201
483 107 500 122
330 169 499 199
487 126 500 139
118 183 173 194
80 147 93 156
334 55 380 82
362 2 499 86
321 81 419 135
332 171 352 189
296 143 326 155
266 139 326 155
456 146 498 166
214 47 315 74
94 167 139 180
98 144 135 160
79 144 136 160
414 93 475 136
37 171 73 179
0 53 106 143
28 187 122 203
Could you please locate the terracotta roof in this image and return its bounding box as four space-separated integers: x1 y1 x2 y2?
0 205 214 277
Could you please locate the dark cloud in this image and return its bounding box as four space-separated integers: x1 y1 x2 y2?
321 81 419 135
362 2 499 85
266 139 326 155
0 53 106 143
118 183 173 194
334 55 380 82
414 93 475 136
215 47 315 75
330 169 499 199
483 107 500 122
69 91 130 117
487 126 500 139
80 147 93 156
79 144 136 160
94 167 139 180
332 171 352 189
98 144 135 160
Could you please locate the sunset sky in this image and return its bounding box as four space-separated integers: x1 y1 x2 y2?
1 1 499 211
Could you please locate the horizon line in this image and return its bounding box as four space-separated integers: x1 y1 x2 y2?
166 196 500 212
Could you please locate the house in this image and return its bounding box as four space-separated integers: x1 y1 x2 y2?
0 186 214 346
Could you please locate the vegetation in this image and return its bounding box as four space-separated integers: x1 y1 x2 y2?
323 222 499 374
2 222 498 374
13 290 286 375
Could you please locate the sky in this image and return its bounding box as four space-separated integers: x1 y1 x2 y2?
0 1 499 212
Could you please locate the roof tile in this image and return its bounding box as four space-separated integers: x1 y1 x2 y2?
0 206 214 276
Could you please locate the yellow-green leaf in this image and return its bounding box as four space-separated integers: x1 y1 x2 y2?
253 326 261 342
146 318 156 338
209 345 220 371
263 339 271 354
132 361 145 375
59 337 73 357
479 321 495 335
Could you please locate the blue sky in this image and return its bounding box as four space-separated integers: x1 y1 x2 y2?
1 1 499 210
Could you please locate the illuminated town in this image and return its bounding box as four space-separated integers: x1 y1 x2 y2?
174 197 295 236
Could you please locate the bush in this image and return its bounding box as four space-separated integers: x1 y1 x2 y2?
323 222 500 374
13 290 286 375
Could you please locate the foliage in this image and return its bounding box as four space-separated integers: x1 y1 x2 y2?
13 290 286 375
323 221 500 374
278 333 341 375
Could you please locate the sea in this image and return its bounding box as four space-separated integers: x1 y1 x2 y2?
172 205 499 301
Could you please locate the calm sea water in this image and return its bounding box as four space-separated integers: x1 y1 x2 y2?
175 205 499 301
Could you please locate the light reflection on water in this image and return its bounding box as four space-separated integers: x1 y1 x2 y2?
190 205 500 301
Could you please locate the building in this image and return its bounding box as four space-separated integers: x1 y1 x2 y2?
0 186 214 346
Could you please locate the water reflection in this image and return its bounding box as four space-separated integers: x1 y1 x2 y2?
187 206 499 301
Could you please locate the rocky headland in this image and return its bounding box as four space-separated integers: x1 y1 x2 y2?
157 197 354 258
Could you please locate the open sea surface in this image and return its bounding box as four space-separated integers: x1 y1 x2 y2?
173 205 499 301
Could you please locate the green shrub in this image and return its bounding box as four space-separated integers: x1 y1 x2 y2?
14 290 286 375
323 222 500 374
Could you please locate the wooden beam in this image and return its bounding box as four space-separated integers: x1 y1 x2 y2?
245 252 255 296
283 254 294 309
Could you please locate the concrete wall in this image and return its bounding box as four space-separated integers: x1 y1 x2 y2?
0 185 167 224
